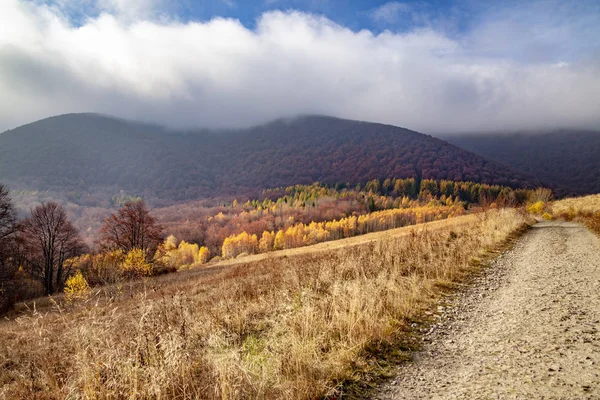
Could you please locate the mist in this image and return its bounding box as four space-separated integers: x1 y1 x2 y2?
1 0 599 133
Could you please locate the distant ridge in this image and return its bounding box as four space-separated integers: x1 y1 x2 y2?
445 131 600 196
0 114 542 203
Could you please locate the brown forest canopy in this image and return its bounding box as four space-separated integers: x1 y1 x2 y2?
0 114 542 205
444 130 600 197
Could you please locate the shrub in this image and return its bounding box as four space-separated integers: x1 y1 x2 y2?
528 187 553 203
542 212 553 220
122 249 152 278
13 267 45 300
1 267 45 313
152 264 178 276
527 201 545 214
64 271 90 303
80 250 125 286
584 212 600 234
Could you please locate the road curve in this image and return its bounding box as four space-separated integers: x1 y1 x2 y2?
376 221 600 399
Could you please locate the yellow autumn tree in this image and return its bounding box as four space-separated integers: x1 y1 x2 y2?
164 234 178 251
273 230 285 250
122 249 152 278
156 236 212 269
222 236 235 259
176 241 200 266
198 246 210 264
259 231 275 253
64 271 90 303
222 232 259 258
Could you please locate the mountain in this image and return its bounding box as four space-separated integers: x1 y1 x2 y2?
0 114 542 204
444 131 600 197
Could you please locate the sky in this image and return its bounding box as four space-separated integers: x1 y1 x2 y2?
0 0 599 134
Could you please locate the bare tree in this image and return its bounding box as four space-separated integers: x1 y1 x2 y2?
99 200 162 257
0 184 16 242
0 184 18 311
19 202 86 295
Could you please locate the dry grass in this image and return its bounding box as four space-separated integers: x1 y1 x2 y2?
552 193 600 215
0 209 530 399
552 194 600 234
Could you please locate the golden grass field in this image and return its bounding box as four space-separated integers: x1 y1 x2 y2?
0 209 530 399
552 194 600 234
552 193 600 215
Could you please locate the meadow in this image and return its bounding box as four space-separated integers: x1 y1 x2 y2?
0 208 530 399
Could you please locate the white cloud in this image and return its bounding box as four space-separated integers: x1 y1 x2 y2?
463 0 600 63
43 0 171 23
369 2 411 24
97 0 166 19
221 0 236 9
0 0 599 133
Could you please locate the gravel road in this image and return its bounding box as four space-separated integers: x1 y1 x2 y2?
375 220 600 399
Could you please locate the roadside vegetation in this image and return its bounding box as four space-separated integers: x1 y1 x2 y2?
551 193 600 234
524 191 600 235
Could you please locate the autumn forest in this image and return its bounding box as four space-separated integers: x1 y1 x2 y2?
0 174 540 312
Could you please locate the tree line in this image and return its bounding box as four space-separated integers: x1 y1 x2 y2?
221 204 464 259
0 177 545 313
0 184 162 312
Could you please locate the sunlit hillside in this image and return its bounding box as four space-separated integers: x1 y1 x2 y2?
0 209 530 399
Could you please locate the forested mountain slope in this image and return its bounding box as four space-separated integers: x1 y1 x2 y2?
0 114 542 203
445 131 600 196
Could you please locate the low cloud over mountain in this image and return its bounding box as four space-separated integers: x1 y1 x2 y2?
0 0 599 133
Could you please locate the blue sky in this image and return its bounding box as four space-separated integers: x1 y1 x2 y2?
176 0 471 33
63 0 467 33
1 0 599 133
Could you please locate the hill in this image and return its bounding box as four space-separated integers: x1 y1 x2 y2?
444 131 600 197
0 209 529 399
0 114 541 204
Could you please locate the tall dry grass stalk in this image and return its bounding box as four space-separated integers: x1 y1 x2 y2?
0 209 529 399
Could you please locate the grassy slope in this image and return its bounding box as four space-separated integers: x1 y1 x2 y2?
552 193 600 215
0 209 530 399
552 194 600 234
